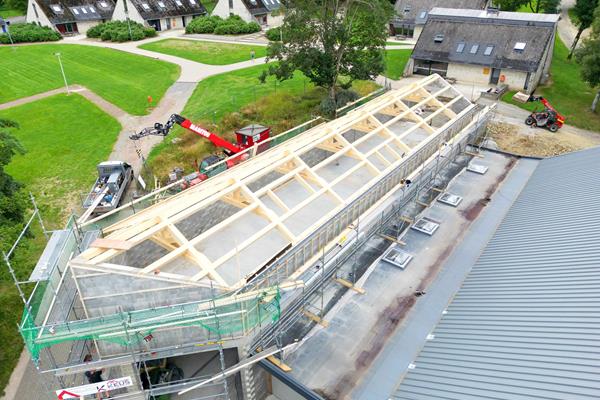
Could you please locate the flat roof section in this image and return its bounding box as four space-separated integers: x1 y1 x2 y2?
70 75 475 291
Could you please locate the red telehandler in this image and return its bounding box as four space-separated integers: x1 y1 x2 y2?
131 114 270 188
524 95 565 132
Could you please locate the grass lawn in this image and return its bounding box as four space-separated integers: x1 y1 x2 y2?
0 93 121 395
0 44 179 115
385 49 411 80
148 63 379 177
0 6 23 17
386 41 410 46
139 39 267 65
501 37 600 133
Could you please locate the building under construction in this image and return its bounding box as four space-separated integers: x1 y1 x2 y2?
11 74 493 399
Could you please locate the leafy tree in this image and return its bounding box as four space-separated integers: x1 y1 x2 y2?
493 0 560 13
0 119 26 226
569 0 599 59
575 5 600 111
259 0 393 115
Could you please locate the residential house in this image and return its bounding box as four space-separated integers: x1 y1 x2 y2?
407 8 559 92
112 0 207 31
391 0 488 40
26 0 115 34
212 0 282 26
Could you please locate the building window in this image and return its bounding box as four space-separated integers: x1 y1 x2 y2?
51 4 62 12
190 0 197 5
81 7 87 13
456 42 465 53
434 34 444 43
73 8 79 14
99 1 108 7
470 44 479 54
141 2 150 10
514 42 526 52
419 11 427 19
89 6 96 12
158 1 166 8
484 45 494 56
175 0 182 6
403 6 411 12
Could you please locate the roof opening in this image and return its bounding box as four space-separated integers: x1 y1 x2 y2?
484 45 494 56
190 0 197 5
434 34 444 43
73 8 79 14
141 2 150 9
99 1 108 7
81 7 87 13
89 6 95 12
403 5 411 12
175 0 182 5
470 44 479 54
514 42 526 52
419 11 427 19
50 4 62 12
456 42 465 53
158 1 166 8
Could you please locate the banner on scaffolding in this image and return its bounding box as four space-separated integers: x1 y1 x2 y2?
55 376 133 399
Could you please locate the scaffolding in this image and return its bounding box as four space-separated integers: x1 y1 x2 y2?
6 75 493 399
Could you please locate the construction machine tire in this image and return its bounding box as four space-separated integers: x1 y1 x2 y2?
525 116 535 126
549 123 559 133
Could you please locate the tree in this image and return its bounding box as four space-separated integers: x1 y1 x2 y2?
493 0 560 13
575 5 600 111
5 0 27 13
260 0 393 114
569 0 599 59
0 119 26 226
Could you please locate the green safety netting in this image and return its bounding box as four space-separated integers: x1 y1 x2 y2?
21 287 281 364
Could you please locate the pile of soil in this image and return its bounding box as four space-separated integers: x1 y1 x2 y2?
486 122 599 157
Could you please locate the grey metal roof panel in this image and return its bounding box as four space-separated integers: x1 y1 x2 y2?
392 146 600 400
393 0 486 25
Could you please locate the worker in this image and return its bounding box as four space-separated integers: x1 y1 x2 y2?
250 49 255 62
83 354 109 399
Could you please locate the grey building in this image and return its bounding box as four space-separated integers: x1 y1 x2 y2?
392 146 600 400
112 0 207 31
26 0 115 34
391 0 488 40
407 7 559 92
212 0 282 25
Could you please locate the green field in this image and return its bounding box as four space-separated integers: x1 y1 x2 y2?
0 6 23 17
386 41 410 46
0 44 179 115
0 93 121 395
502 37 600 133
149 63 379 177
385 49 411 80
139 39 267 65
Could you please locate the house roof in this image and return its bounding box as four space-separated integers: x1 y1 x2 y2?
128 0 206 20
240 0 267 16
35 0 114 24
411 10 556 72
392 0 487 26
392 146 600 400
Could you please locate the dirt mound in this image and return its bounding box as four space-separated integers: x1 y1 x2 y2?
487 122 599 157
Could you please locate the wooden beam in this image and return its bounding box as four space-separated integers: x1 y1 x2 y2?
379 234 406 246
266 356 293 372
89 238 133 251
333 277 366 295
303 310 329 328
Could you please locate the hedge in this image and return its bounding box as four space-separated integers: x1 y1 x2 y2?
265 26 282 41
0 23 61 44
185 15 261 35
87 20 156 42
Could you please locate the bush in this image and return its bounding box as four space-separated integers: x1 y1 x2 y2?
0 23 61 44
86 20 156 42
185 14 261 35
265 27 281 41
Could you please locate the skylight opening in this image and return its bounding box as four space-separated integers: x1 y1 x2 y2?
141 2 150 9
51 4 62 12
470 44 479 54
434 34 444 43
73 8 79 14
514 42 526 51
81 7 87 13
404 6 411 12
99 1 108 7
456 42 465 53
484 45 494 56
89 6 95 12
190 0 197 5
158 1 166 8
175 0 182 5
419 11 427 19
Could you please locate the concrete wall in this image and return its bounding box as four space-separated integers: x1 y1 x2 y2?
26 0 53 28
76 20 100 34
413 24 423 41
213 0 254 22
446 63 530 91
112 0 145 25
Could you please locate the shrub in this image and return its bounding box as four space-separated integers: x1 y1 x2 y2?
185 14 261 35
265 27 281 41
0 23 61 44
86 20 156 42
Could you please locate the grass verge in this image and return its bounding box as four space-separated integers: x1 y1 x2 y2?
148 64 379 177
0 44 179 115
385 49 411 80
501 37 600 132
0 6 23 17
139 39 267 65
0 94 121 394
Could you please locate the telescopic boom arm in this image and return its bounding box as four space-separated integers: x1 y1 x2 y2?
130 114 241 155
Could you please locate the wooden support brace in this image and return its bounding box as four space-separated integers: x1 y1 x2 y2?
303 310 329 328
465 151 484 158
333 277 366 295
267 355 293 372
379 234 406 246
400 216 414 223
416 200 430 207
89 238 133 251
432 188 445 193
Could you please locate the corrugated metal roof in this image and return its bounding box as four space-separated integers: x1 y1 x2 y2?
392 146 600 400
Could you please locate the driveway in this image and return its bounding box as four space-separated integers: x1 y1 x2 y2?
557 0 590 50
